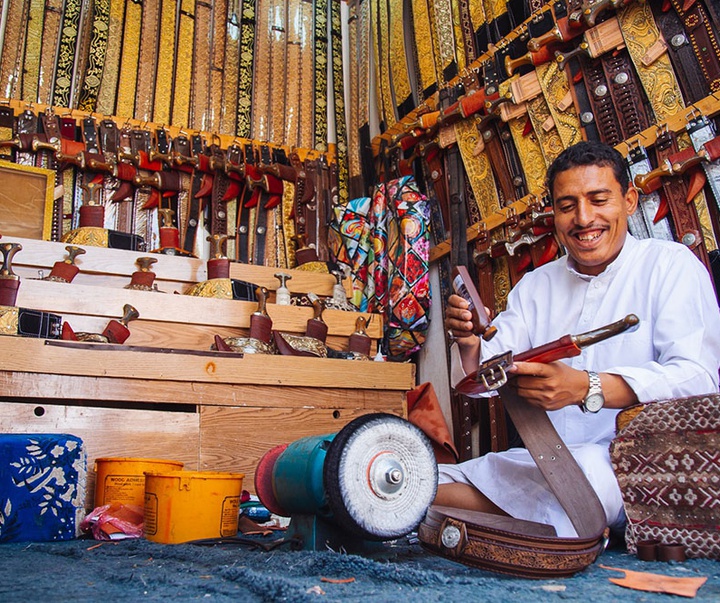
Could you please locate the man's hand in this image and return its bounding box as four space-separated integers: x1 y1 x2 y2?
509 361 587 411
445 293 481 375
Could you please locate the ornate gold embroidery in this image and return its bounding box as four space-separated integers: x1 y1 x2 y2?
190 0 213 131
297 0 315 149
525 93 565 167
618 2 684 123
152 0 178 125
61 226 110 248
237 0 256 138
314 0 329 150
500 80 548 194
172 0 196 128
389 0 412 115
22 0 45 103
411 0 438 94
52 0 82 107
209 0 229 134
455 117 510 312
0 306 19 336
96 0 125 115
77 0 111 112
536 61 582 150
220 1 240 135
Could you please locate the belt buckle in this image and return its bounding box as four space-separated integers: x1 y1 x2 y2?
455 351 514 397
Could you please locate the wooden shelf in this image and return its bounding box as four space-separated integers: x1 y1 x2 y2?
0 237 414 509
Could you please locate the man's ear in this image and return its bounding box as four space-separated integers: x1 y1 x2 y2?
625 186 639 215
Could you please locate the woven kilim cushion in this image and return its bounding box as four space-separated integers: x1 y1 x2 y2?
610 394 720 559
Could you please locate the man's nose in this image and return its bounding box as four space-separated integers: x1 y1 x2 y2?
574 199 594 225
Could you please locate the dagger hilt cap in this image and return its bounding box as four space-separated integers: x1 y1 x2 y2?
158 208 175 228
307 292 325 321
0 242 22 278
64 246 86 265
135 257 157 272
119 304 140 326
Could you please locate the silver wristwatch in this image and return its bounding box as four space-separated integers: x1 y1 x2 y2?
581 371 605 413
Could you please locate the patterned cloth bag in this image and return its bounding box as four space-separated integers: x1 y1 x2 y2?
329 176 431 360
610 394 720 559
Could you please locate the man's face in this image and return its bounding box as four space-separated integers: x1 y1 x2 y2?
552 164 638 276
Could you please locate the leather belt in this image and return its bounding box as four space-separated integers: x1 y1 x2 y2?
419 385 607 579
134 0 162 122
331 0 350 209
219 1 240 135
115 0 143 119
130 128 157 249
626 144 674 241
411 0 439 98
208 0 228 134
389 0 414 117
190 0 212 131
268 0 287 143
577 55 623 146
618 1 686 123
251 0 272 141
153 0 179 125
525 88 564 167
652 1 711 104
182 133 206 254
668 0 720 95
172 0 196 127
96 0 125 115
39 111 64 240
372 0 394 130
21 0 45 103
601 49 651 140
498 79 548 195
77 0 111 112
654 128 711 270
314 0 331 145
237 0 256 137
37 0 65 105
535 60 583 150
297 0 315 148
346 1 362 197
0 0 30 99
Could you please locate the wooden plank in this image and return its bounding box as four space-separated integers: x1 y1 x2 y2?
14 278 383 337
0 338 416 390
0 400 200 510
10 236 345 295
199 405 406 494
0 371 409 409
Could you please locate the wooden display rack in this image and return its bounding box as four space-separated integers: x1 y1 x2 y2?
0 238 415 508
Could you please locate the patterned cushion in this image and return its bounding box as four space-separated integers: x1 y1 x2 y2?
610 395 720 559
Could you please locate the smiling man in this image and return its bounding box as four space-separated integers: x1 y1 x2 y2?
437 141 720 537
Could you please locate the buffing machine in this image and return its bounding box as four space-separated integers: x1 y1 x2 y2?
254 413 438 551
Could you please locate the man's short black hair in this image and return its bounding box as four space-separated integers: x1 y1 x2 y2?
546 141 629 200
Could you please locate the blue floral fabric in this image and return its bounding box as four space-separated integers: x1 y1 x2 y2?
0 434 86 542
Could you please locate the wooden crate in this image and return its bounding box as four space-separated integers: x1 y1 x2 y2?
0 237 414 509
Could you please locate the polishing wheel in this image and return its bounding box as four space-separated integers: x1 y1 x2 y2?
323 413 438 541
254 443 290 517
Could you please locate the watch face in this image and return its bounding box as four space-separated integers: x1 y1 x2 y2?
584 393 604 413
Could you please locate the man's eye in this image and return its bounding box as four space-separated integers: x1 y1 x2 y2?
557 203 574 212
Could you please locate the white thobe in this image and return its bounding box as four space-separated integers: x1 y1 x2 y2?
440 235 720 536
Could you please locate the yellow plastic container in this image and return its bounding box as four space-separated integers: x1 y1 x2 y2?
143 471 245 544
93 457 184 509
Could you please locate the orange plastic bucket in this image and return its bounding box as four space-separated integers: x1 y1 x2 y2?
93 457 184 509
143 471 245 544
